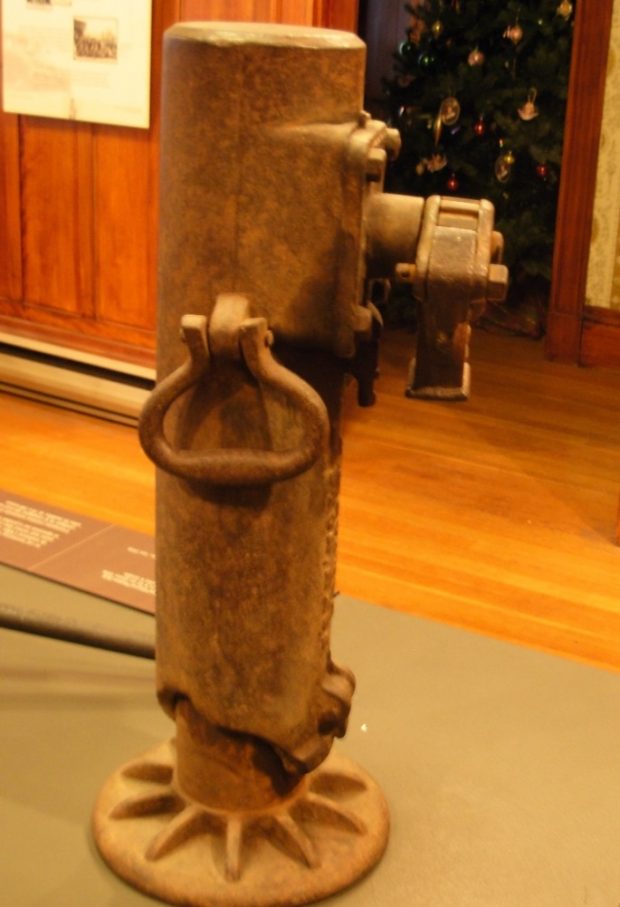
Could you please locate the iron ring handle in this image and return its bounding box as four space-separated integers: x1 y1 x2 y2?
139 315 329 486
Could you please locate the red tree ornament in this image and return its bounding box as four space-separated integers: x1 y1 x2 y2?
446 172 459 192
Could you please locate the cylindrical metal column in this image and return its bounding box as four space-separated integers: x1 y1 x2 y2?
93 22 390 907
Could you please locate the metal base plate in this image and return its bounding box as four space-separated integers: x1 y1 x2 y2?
93 741 389 907
406 359 471 401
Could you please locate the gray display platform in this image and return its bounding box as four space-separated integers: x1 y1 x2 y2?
2 564 620 906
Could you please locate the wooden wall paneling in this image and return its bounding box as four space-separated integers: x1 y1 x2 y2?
19 118 95 318
0 111 22 301
92 0 180 345
314 0 359 32
250 0 284 20
180 0 316 22
281 0 314 24
93 130 157 335
0 0 359 361
180 0 263 20
0 0 23 303
181 0 353 27
545 0 615 362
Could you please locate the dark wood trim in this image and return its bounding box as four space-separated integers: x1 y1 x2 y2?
579 306 620 369
545 0 614 361
583 305 620 328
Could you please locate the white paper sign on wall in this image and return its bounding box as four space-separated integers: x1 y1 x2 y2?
1 0 152 129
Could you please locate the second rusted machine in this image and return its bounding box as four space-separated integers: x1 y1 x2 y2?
404 196 507 400
93 22 507 907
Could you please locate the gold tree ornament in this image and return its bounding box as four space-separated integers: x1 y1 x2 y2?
495 150 515 183
504 22 523 44
426 152 448 172
468 47 485 66
556 0 573 19
433 113 443 146
518 88 540 121
439 96 461 126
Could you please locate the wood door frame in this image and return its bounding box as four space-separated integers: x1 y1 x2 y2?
545 0 615 362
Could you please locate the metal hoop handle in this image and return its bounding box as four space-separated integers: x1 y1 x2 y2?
138 314 329 486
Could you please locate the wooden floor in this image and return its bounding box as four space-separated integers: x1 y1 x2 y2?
2 328 620 670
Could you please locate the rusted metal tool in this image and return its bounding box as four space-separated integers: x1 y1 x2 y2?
404 197 508 400
92 22 507 907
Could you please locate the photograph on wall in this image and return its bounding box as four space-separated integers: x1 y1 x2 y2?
73 16 118 60
1 0 152 128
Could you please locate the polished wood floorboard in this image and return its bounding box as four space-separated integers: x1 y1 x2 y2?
2 328 620 670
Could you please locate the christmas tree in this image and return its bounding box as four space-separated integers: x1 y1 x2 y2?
382 0 574 329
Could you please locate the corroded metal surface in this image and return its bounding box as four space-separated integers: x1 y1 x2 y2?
94 22 391 907
94 743 389 907
93 20 506 907
141 295 353 774
154 22 398 363
406 197 508 400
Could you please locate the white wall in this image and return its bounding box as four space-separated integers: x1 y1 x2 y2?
585 0 620 310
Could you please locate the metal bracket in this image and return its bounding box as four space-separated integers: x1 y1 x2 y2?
407 196 509 400
139 295 329 485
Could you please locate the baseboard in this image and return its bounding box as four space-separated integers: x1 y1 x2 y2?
544 310 581 362
0 342 153 425
580 306 620 368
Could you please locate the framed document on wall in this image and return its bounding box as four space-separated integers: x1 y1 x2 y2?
1 0 152 128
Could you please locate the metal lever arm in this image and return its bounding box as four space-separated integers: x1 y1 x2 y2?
139 312 329 486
